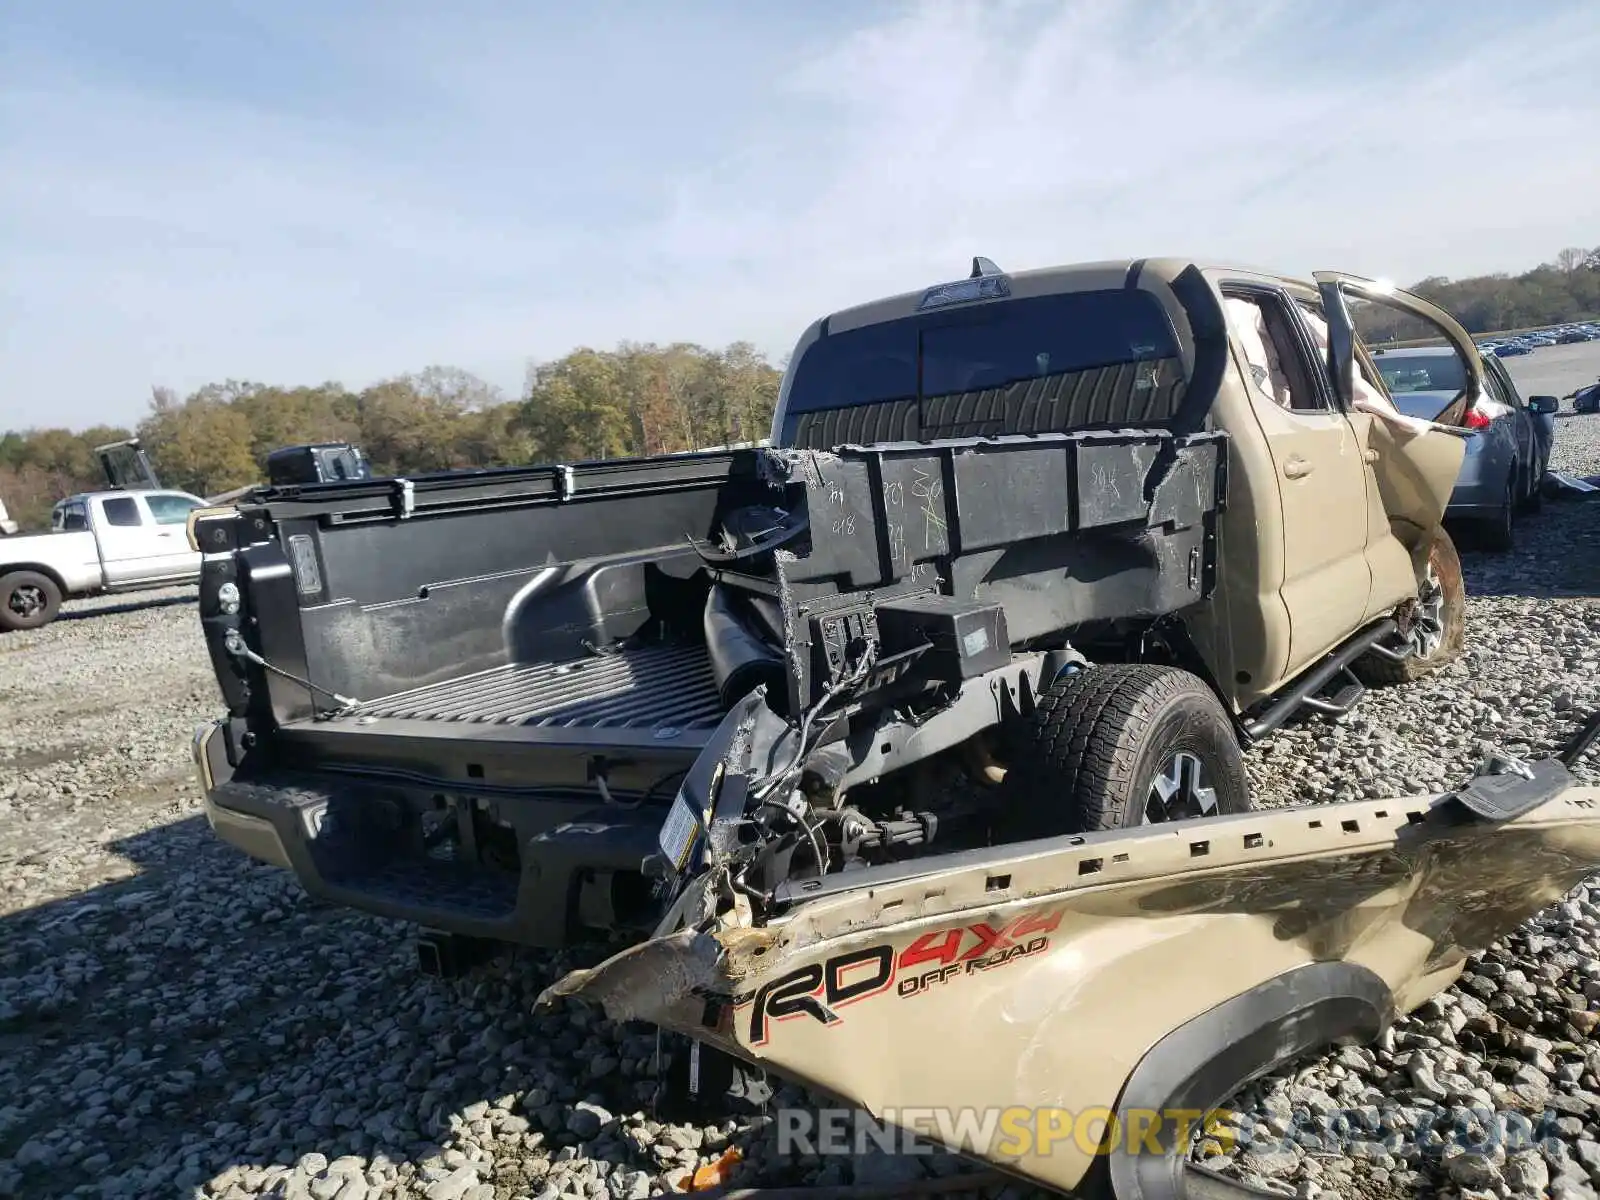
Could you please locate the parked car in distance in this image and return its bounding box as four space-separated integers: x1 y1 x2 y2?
1572 378 1600 415
0 489 209 630
1493 340 1532 357
1373 347 1554 550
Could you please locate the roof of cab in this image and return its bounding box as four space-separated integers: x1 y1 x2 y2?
815 256 1312 336
55 489 200 506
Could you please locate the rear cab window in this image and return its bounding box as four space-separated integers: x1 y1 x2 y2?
98 496 144 527
776 288 1188 448
1374 352 1466 394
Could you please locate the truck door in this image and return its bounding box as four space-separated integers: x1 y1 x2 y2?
142 493 207 579
1311 274 1474 619
91 494 171 585
1484 355 1537 471
1219 284 1371 672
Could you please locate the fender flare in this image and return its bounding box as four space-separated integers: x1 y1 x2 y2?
1084 961 1393 1200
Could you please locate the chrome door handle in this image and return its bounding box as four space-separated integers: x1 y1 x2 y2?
1283 457 1313 479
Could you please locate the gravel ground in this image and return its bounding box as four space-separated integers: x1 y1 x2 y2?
2 414 1600 1200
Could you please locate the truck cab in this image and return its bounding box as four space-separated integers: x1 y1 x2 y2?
51 490 209 585
769 259 1476 714
265 443 373 487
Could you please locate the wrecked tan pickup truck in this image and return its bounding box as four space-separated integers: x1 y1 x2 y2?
188 257 1600 1194
191 260 1487 959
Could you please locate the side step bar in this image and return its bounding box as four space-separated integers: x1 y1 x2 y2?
1242 619 1400 741
1299 667 1366 718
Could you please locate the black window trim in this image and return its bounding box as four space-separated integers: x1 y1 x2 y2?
1486 355 1524 409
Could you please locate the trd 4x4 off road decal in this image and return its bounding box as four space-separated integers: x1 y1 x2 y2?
744 945 896 1044
739 909 1063 1043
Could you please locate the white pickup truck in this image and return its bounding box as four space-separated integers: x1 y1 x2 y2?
0 439 209 632
0 488 210 631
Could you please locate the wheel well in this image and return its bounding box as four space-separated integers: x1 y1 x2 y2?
1080 961 1393 1200
0 564 69 596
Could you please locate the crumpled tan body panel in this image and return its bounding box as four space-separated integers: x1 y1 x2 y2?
549 787 1600 1195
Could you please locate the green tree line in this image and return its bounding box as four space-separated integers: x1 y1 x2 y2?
1357 245 1600 342
0 342 781 530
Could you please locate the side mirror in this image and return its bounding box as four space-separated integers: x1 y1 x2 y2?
1528 395 1559 415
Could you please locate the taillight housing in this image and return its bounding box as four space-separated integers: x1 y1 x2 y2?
1464 408 1491 430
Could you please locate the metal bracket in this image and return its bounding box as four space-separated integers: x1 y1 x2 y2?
393 478 415 520
558 465 576 501
1448 756 1571 823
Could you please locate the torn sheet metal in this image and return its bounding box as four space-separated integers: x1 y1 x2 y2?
545 777 1600 1198
1543 471 1600 500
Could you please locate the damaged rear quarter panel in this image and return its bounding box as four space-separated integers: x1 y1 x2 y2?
548 788 1600 1194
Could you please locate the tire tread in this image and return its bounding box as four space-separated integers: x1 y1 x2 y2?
1001 664 1246 837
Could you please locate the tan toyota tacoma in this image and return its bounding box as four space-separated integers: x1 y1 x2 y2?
186 257 1600 1195
190 258 1484 945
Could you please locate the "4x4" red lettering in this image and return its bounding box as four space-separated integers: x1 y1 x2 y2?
897 909 1063 970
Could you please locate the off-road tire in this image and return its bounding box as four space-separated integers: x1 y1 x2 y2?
1352 526 1465 686
0 570 62 632
995 664 1251 839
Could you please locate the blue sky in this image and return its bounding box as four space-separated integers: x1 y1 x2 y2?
3 0 1598 430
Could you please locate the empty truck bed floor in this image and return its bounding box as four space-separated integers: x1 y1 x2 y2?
280 643 729 754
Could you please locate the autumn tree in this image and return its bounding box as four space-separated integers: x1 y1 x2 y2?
517 349 635 462
137 388 258 497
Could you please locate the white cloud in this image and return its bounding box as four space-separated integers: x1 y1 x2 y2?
2 0 1598 429
658 0 1600 298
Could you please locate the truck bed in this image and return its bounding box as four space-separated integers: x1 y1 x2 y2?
335 642 724 733
195 428 1230 948
212 430 1228 756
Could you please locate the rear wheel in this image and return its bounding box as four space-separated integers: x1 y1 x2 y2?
0 570 62 632
1352 526 1465 686
995 664 1251 839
